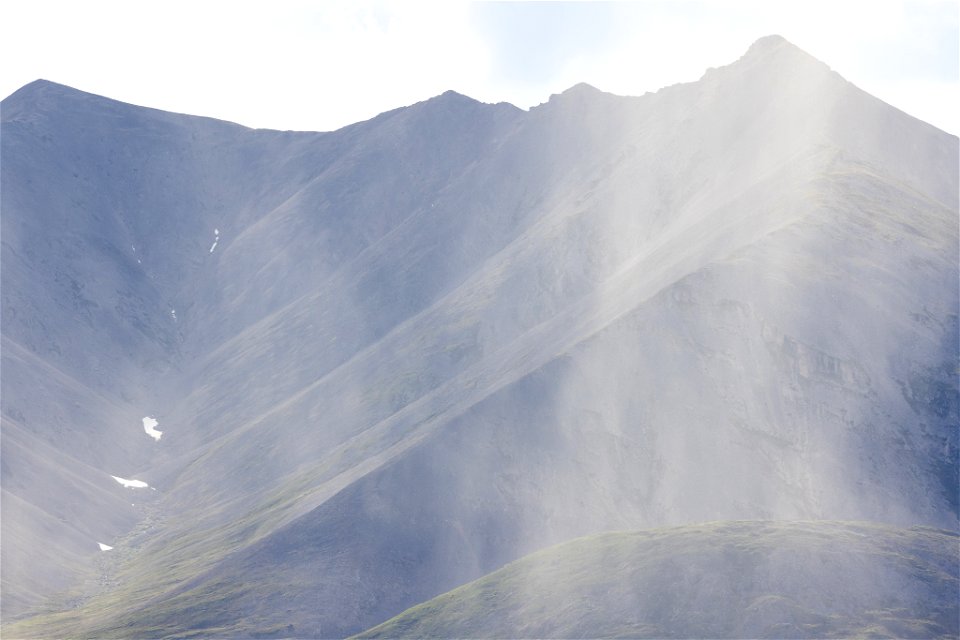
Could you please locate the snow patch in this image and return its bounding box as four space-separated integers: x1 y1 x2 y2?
209 228 220 253
143 416 162 441
170 309 177 320
111 475 149 489
98 542 113 551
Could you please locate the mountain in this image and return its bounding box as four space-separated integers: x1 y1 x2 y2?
358 521 959 639
2 35 957 638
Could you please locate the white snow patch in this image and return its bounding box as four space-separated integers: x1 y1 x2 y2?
143 416 162 441
209 241 218 253
111 475 149 489
215 228 220 236
170 309 177 320
137 258 142 264
98 542 113 551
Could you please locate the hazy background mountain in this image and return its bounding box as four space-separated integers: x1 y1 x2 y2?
2 35 957 637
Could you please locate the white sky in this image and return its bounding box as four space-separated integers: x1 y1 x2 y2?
2 1 957 134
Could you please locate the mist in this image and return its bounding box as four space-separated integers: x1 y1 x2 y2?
2 36 957 638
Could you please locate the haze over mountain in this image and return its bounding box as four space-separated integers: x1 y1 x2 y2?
360 521 959 639
2 35 957 638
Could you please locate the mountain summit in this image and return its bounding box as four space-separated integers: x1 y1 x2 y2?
744 33 790 54
2 37 957 638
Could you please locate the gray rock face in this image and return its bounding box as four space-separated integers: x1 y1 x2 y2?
1 36 957 637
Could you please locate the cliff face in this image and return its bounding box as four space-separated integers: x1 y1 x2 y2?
2 35 957 637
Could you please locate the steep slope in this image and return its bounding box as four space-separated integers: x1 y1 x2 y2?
356 521 959 639
1 79 338 615
1 80 522 618
2 35 957 637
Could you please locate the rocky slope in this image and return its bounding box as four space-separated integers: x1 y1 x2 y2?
2 35 957 637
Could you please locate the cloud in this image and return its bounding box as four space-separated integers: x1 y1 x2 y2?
469 2 622 87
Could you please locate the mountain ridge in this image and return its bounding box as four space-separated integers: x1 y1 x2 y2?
8 35 951 138
356 520 960 639
2 35 957 637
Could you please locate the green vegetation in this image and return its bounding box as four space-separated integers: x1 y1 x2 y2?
1 460 347 639
355 521 959 639
1 386 445 640
6 520 956 639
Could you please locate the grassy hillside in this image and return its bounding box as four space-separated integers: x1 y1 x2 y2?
356 520 959 639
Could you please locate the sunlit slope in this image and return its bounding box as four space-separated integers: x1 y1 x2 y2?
356 521 959 639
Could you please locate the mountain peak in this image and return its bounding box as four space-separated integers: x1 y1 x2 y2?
430 89 480 106
2 79 89 123
746 34 790 55
738 34 826 71
561 82 603 96
541 82 609 108
10 78 67 92
3 78 78 104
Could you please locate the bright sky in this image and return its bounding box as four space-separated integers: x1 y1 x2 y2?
2 1 957 134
